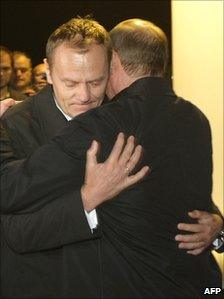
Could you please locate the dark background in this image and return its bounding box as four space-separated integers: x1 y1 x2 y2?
1 0 171 67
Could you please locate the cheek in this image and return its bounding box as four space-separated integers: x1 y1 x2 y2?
24 73 30 80
54 86 73 107
6 73 12 80
94 81 107 98
91 89 104 103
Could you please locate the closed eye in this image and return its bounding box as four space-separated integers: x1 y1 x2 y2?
90 81 101 87
64 81 78 88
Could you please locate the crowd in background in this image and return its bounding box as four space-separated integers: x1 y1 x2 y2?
0 45 47 102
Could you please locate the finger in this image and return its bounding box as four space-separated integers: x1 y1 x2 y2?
118 135 135 166
125 166 150 187
177 223 204 233
107 132 125 163
188 210 209 220
175 233 205 243
86 140 99 168
175 232 205 243
178 241 205 250
125 145 143 173
187 247 206 255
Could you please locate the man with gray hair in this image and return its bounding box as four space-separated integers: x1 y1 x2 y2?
1 18 222 298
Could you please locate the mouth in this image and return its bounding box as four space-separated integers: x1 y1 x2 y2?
69 101 94 107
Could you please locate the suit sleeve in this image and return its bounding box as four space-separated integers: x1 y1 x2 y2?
0 118 93 213
2 190 101 253
1 114 104 251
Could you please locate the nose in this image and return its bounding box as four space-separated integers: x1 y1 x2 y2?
77 84 91 103
15 69 23 77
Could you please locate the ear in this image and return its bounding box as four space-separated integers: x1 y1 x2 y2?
43 58 53 84
110 51 118 73
110 51 124 74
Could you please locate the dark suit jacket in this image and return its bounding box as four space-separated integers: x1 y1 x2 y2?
1 78 222 298
1 85 102 298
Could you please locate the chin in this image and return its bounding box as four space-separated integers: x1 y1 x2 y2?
69 110 86 118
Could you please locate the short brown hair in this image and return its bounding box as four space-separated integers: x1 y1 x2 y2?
46 16 111 67
110 19 168 77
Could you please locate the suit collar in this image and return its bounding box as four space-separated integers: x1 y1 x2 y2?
33 84 68 141
113 77 175 101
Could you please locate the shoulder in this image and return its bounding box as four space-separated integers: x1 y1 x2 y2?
75 96 139 136
1 96 35 123
174 97 210 126
171 97 211 143
1 86 51 125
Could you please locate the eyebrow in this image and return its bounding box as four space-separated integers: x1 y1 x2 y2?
87 76 105 83
62 75 106 84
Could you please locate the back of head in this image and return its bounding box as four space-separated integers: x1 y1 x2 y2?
110 19 168 77
46 16 111 67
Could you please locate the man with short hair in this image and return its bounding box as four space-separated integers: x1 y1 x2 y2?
1 18 222 298
0 46 26 101
12 50 35 96
1 17 149 298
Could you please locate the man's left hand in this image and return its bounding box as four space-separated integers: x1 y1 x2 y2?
175 210 223 255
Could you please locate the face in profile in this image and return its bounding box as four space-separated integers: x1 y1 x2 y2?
13 54 32 90
45 42 109 118
33 63 47 91
0 51 13 89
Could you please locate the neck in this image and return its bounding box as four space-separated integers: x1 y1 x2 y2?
0 85 10 101
15 86 26 92
122 73 150 91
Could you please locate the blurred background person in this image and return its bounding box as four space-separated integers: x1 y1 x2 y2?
0 46 26 101
33 63 47 92
12 51 35 96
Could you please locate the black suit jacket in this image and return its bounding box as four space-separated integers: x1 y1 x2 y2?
1 85 102 298
1 78 222 298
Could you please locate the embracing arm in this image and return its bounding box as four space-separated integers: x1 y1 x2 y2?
175 205 223 255
2 189 101 253
2 133 149 253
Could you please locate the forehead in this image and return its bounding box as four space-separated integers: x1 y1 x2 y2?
51 43 109 80
14 55 31 67
0 51 12 64
34 64 46 74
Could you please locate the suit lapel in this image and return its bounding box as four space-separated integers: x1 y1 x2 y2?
33 85 68 143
